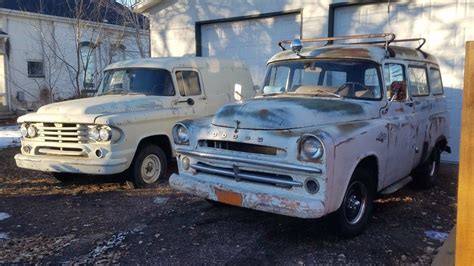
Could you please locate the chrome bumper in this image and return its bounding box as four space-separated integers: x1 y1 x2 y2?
15 154 128 175
170 173 325 219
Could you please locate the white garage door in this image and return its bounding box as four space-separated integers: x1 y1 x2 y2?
201 13 301 86
334 2 473 162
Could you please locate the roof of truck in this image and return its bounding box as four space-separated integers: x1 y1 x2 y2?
268 44 438 65
104 57 248 71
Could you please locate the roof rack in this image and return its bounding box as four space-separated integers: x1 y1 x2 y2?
278 33 427 51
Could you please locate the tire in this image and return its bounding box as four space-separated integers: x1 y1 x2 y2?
331 168 375 237
412 145 441 189
52 172 77 183
126 144 167 189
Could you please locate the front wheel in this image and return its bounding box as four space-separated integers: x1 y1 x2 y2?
331 168 375 237
127 144 167 188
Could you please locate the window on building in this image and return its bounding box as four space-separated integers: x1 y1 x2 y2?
408 66 429 96
27 61 45 78
175 70 202 96
111 44 126 63
79 42 97 88
429 68 444 95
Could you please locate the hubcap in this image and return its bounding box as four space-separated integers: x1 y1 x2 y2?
140 154 161 184
343 181 368 225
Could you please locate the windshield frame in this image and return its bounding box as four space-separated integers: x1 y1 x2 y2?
262 59 384 101
98 67 176 97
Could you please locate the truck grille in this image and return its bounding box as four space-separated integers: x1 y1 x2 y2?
191 162 302 188
198 140 285 156
37 123 88 144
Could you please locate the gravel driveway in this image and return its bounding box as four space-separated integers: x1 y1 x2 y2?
0 147 457 264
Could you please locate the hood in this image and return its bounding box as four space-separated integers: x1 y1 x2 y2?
212 96 378 130
19 95 164 124
37 95 164 115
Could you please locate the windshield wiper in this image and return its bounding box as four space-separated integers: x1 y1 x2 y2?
262 92 287 97
101 89 143 96
312 89 342 98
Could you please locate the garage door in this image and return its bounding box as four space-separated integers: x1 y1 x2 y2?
334 2 473 162
201 13 301 86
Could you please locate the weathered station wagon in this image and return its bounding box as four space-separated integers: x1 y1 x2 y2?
15 57 254 188
169 33 451 236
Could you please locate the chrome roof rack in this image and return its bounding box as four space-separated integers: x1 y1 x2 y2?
278 33 427 51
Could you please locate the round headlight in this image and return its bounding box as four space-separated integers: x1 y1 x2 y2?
20 124 28 138
27 125 37 138
174 124 189 144
89 126 100 141
99 127 112 141
301 136 324 160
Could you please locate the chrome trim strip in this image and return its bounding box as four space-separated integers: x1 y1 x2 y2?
191 164 303 187
176 149 322 174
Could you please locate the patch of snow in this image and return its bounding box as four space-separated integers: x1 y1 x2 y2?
0 125 21 149
153 197 169 204
0 232 9 240
0 212 11 221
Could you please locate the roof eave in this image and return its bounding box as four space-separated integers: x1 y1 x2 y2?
132 0 163 14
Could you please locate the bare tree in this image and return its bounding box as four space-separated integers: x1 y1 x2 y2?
14 0 148 101
110 0 149 58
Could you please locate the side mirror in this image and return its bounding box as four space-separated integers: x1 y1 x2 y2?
389 81 407 101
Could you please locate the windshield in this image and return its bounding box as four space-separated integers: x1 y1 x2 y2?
263 60 383 100
99 68 175 96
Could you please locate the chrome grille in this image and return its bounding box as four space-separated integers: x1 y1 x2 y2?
198 140 285 156
37 123 88 143
191 162 302 188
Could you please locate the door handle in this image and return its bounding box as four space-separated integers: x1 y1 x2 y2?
177 98 195 105
405 102 414 107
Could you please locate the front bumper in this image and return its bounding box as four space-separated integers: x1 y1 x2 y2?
170 172 326 219
15 154 128 175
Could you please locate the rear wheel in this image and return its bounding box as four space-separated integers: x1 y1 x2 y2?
127 144 167 188
412 145 441 189
332 168 375 237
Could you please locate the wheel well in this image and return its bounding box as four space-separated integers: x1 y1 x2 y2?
137 135 173 161
355 156 379 192
436 136 448 150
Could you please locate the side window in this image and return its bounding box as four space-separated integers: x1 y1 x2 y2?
408 66 429 96
175 71 202 96
363 68 381 98
429 68 444 95
384 63 405 87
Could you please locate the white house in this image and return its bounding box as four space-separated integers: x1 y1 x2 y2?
0 0 150 113
136 0 473 162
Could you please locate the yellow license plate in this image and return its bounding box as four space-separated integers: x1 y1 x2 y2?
214 188 242 207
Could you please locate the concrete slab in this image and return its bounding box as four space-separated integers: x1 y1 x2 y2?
432 227 455 266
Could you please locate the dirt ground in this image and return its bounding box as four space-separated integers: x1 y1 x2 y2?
0 147 457 264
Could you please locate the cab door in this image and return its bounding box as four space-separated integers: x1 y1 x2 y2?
382 62 416 187
173 68 208 120
407 65 431 168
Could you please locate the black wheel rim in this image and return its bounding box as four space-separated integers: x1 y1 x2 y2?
343 181 368 225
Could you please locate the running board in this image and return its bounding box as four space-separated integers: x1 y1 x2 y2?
379 176 413 195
